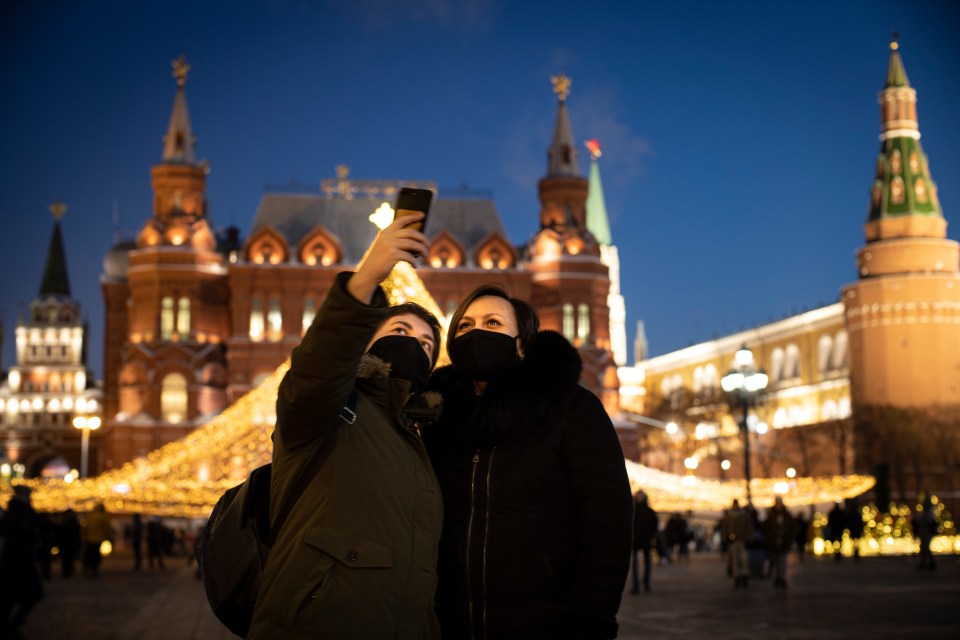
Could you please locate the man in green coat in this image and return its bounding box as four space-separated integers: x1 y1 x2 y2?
249 213 444 639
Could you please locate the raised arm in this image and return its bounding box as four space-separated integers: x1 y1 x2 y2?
275 213 429 451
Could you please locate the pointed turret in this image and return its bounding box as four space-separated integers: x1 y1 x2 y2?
867 37 943 237
842 36 960 412
547 73 580 177
40 202 71 297
585 139 612 245
884 36 910 88
140 56 215 250
162 55 197 164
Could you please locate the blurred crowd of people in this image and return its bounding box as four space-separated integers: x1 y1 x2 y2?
0 486 203 639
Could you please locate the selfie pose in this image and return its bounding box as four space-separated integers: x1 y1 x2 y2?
248 212 445 639
424 285 633 639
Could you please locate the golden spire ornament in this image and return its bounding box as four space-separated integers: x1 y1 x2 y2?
48 201 68 221
551 73 571 102
172 55 191 87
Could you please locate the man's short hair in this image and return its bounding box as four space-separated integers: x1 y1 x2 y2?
381 303 442 367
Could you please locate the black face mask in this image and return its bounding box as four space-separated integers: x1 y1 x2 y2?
366 335 432 393
448 330 520 381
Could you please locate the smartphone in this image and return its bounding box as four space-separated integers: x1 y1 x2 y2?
393 187 433 232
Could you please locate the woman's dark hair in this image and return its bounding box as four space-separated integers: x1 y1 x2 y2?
383 302 443 367
447 284 539 356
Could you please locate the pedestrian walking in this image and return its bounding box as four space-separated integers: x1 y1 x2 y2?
762 496 795 588
425 284 633 638
248 212 445 639
846 499 864 561
913 494 938 570
146 517 166 570
130 513 144 571
0 485 45 638
58 508 82 579
722 499 754 588
826 502 846 561
630 491 659 593
81 502 113 577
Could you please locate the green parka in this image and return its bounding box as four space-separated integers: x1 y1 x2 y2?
248 273 443 640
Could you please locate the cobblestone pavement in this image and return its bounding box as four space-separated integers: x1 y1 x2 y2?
16 550 959 639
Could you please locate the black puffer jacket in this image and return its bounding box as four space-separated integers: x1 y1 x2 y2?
424 330 633 639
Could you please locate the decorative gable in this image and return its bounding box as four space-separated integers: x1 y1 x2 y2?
245 226 290 265
297 226 343 266
428 230 466 268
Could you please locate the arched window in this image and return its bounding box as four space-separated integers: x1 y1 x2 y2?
268 297 283 339
161 297 175 340
161 373 188 424
177 297 191 336
833 331 848 369
562 304 575 341
703 364 719 397
784 343 801 379
818 334 833 374
692 366 704 393
302 299 316 335
770 347 784 382
249 298 264 340
577 304 590 341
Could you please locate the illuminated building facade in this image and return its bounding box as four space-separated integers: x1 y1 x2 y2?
0 204 103 478
619 41 960 510
99 64 619 467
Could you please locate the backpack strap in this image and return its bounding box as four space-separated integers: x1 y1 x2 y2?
266 389 358 547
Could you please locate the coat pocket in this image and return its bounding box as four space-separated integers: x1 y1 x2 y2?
303 526 394 568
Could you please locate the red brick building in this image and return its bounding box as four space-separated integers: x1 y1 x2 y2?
100 63 620 468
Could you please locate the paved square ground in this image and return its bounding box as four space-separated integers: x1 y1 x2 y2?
15 550 959 639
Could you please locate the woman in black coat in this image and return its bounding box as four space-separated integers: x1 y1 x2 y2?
424 285 633 639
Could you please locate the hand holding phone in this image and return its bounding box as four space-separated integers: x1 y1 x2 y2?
393 187 433 232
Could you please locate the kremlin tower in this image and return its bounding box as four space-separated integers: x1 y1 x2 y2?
0 204 102 477
842 38 960 504
525 74 619 412
101 57 231 467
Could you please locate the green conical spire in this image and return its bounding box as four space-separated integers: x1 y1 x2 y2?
40 215 71 297
885 37 910 88
585 140 612 245
868 40 941 223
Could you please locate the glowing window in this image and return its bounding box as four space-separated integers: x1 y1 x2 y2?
914 179 928 204
249 298 264 341
577 304 590 341
818 334 833 373
770 347 784 382
161 297 174 340
562 304 575 341
833 331 848 369
784 344 800 379
268 298 283 339
302 299 316 335
177 297 191 335
161 373 188 424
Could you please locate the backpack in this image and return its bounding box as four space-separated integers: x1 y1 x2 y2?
196 392 356 638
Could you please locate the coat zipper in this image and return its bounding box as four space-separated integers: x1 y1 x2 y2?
465 451 481 640
481 448 495 638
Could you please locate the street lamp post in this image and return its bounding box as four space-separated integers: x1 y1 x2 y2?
73 415 102 478
721 344 768 505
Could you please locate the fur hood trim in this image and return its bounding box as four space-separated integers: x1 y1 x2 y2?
429 330 583 445
357 353 392 380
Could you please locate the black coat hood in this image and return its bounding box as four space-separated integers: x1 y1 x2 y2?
428 330 582 447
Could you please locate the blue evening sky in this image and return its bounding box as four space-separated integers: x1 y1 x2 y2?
1 0 958 378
